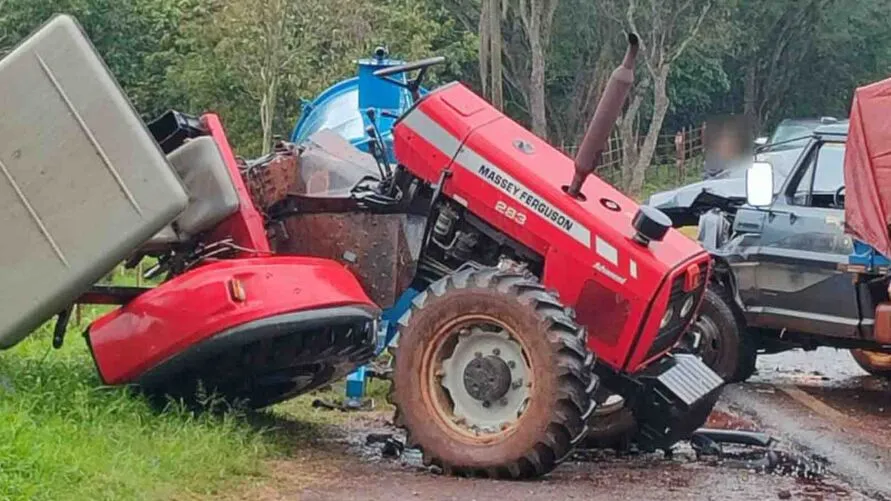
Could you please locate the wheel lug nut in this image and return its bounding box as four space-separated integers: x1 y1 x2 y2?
511 379 522 390
507 360 516 369
474 352 483 358
482 401 491 408
492 348 501 356
499 398 508 406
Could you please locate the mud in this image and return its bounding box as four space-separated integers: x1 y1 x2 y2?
230 347 891 501
228 403 869 501
723 384 891 500
705 408 760 430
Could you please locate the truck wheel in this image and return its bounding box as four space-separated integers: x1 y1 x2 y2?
850 349 891 379
696 284 757 383
389 267 598 479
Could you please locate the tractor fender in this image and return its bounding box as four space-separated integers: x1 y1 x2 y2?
87 256 379 385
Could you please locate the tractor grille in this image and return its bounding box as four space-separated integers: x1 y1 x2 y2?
646 264 709 359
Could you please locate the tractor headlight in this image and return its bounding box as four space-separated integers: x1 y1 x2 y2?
660 306 674 329
680 295 695 318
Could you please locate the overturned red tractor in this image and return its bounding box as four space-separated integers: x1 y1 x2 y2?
1 16 722 481
248 34 723 476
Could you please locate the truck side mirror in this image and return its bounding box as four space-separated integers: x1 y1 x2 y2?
746 162 774 207
754 137 768 147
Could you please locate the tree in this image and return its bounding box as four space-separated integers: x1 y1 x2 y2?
168 0 477 155
514 0 560 138
611 0 721 195
730 0 828 135
211 0 303 154
0 0 184 118
479 0 506 109
546 0 622 146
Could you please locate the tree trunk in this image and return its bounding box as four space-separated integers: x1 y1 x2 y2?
628 67 670 196
489 0 504 110
260 73 279 154
479 0 490 97
528 32 547 138
516 0 557 139
619 91 643 190
743 60 759 135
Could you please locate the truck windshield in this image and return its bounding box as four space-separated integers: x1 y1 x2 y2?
770 123 819 149
791 142 846 207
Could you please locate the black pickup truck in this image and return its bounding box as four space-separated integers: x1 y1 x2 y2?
649 121 891 382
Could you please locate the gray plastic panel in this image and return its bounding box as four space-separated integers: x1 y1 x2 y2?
0 15 188 348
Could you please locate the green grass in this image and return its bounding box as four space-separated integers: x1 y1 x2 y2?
0 266 281 501
0 331 279 501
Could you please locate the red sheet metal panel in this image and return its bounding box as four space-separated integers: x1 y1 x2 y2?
844 77 891 257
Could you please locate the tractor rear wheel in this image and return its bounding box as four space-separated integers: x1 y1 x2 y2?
389 267 598 479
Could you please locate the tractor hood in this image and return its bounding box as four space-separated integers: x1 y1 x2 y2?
844 76 891 259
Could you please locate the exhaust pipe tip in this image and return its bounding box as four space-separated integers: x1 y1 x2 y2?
566 32 641 198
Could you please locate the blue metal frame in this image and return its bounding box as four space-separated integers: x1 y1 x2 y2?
849 240 891 272
291 49 428 404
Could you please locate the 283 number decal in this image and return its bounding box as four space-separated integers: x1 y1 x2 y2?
495 200 527 225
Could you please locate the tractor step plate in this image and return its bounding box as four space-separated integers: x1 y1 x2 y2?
652 353 724 407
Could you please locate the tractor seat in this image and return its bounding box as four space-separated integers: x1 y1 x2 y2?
142 136 240 250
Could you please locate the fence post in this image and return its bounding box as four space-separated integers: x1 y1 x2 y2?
675 128 686 183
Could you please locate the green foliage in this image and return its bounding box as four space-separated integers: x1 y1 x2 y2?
0 329 275 501
164 0 477 155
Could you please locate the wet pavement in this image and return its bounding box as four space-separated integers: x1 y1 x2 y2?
236 347 890 501
722 348 891 500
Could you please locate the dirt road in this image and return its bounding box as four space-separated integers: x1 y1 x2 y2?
235 348 889 501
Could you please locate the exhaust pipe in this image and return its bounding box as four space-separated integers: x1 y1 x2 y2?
567 33 640 198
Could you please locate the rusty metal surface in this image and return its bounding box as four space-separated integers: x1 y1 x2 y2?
569 33 639 196
242 143 300 212
272 212 424 306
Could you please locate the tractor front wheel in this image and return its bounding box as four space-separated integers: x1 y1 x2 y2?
389 267 598 479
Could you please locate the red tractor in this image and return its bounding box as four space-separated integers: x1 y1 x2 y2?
3 16 723 479
247 33 724 478
1 16 379 409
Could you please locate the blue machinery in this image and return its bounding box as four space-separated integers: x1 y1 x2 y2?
291 48 424 406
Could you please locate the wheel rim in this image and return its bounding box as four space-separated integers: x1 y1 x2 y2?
686 314 722 370
422 314 532 442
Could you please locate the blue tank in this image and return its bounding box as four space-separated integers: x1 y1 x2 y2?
290 48 425 163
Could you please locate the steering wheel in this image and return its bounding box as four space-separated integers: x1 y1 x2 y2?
834 185 845 208
373 56 447 101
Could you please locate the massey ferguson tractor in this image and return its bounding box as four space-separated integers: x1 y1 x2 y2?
245 34 724 476
2 15 723 480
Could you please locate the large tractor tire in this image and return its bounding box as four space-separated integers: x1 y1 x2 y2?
388 267 598 479
850 349 891 379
